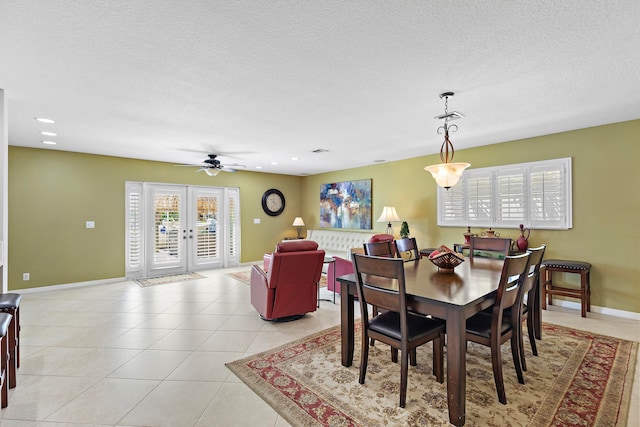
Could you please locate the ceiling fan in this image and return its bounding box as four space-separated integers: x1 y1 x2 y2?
175 154 247 176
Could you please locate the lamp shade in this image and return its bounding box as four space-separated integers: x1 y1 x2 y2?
292 217 305 227
424 162 470 189
377 206 401 223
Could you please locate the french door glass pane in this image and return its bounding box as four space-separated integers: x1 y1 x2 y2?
153 193 182 264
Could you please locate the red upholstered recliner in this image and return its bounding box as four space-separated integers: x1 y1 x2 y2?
251 240 325 321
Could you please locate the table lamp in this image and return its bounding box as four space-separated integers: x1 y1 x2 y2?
292 217 305 239
377 206 401 235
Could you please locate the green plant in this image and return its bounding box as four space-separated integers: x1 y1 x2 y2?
399 221 410 238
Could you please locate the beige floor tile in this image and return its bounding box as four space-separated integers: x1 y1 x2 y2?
0 375 99 420
167 351 245 382
135 313 193 329
194 382 280 427
19 346 95 375
104 327 172 349
50 348 142 377
218 314 268 332
108 349 191 380
148 329 213 351
175 313 231 330
44 378 158 425
119 380 222 427
198 330 258 352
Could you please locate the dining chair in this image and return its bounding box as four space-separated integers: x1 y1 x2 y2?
469 236 512 261
363 240 395 258
0 293 22 388
394 237 420 262
0 312 12 408
363 239 396 331
465 252 531 405
517 245 546 370
352 253 445 408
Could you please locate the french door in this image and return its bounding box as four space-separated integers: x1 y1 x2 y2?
126 182 240 279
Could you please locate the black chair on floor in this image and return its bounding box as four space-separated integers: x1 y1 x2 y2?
352 253 445 408
0 312 12 408
465 252 531 405
0 293 21 389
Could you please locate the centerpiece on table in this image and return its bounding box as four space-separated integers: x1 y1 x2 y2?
428 245 465 273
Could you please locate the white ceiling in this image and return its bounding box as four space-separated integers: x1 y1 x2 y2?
1 1 639 176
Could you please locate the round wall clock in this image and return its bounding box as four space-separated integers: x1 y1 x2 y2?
262 188 285 216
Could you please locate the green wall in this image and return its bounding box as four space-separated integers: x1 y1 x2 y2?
302 120 640 314
8 148 302 289
7 119 640 313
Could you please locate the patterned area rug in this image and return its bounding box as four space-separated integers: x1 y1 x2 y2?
228 269 328 288
226 323 637 427
135 272 205 287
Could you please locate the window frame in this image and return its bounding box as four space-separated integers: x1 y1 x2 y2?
436 157 572 230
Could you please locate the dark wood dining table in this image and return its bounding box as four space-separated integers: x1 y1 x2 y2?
337 257 537 427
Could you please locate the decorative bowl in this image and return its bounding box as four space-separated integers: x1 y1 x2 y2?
428 249 465 273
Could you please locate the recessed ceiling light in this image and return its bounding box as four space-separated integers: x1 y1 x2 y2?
41 140 57 145
40 131 57 136
35 117 56 124
255 166 263 169
291 157 300 161
271 162 279 165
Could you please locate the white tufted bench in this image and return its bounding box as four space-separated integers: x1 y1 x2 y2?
305 229 375 260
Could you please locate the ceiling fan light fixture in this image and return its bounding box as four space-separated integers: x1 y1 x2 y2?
424 92 470 190
204 168 221 176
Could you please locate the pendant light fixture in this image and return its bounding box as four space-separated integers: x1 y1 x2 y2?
424 92 470 189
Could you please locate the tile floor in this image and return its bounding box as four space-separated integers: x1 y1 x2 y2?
0 265 638 426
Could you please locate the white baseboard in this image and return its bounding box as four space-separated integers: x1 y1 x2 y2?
547 299 640 320
14 277 127 294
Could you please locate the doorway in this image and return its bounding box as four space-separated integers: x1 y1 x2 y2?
126 182 240 279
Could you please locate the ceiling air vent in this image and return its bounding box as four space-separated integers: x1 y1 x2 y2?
311 149 330 153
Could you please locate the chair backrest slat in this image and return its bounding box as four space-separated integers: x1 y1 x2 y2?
469 236 512 261
363 241 395 258
394 237 420 262
493 253 531 321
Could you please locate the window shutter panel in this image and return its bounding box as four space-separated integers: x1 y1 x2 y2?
126 182 143 275
529 160 571 228
226 188 241 264
496 168 526 226
438 181 465 226
466 171 492 225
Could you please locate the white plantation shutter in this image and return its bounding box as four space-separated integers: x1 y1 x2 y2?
438 182 465 226
466 171 492 225
496 168 526 226
226 187 241 265
437 158 572 229
529 161 571 229
125 182 143 275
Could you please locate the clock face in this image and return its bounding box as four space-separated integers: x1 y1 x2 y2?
262 189 285 216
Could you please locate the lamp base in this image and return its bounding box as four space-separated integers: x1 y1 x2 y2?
385 222 393 236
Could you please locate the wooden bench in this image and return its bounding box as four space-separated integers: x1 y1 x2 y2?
541 259 592 317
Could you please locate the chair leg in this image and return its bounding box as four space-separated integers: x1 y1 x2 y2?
491 341 507 405
391 347 398 363
359 332 370 385
409 348 417 366
511 334 525 385
519 318 527 372
399 345 409 408
1 335 7 408
7 315 17 388
527 316 538 356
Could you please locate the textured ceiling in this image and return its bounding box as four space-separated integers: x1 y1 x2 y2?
1 1 639 175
